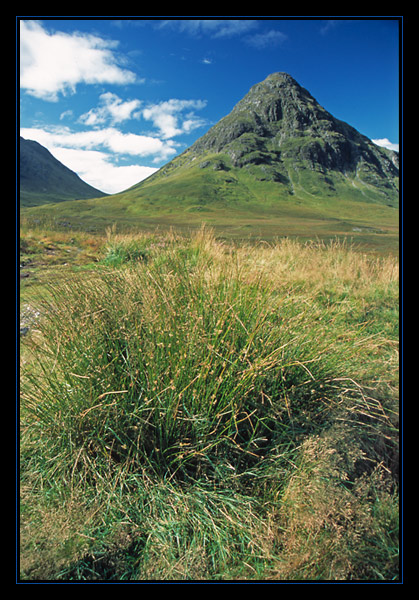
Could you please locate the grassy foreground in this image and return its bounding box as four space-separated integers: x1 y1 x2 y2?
20 225 399 581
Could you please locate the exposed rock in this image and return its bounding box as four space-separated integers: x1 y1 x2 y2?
20 305 41 336
187 72 398 202
128 72 399 208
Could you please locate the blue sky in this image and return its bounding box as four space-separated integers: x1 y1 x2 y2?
19 17 401 194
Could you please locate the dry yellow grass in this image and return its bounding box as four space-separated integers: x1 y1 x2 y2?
20 225 399 581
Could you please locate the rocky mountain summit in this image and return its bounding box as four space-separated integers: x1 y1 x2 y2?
194 73 397 186
140 72 398 207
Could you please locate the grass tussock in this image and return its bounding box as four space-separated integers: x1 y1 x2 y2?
20 226 399 581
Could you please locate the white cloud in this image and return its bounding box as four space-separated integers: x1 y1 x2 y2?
79 92 142 126
157 20 286 51
20 20 137 101
48 147 157 194
372 138 399 152
245 30 287 49
21 125 176 193
20 94 207 193
320 20 339 35
59 110 74 121
21 126 178 161
157 19 258 38
106 131 178 161
142 99 207 139
77 94 207 140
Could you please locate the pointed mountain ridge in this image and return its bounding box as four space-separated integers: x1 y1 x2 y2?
140 72 398 206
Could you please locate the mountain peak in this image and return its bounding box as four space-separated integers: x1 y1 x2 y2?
230 71 316 125
189 72 326 156
174 72 398 205
261 71 303 88
260 71 299 85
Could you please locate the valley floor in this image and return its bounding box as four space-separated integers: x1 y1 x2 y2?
19 224 400 581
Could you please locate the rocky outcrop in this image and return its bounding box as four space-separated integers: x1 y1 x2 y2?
20 304 41 336
129 72 398 208
188 73 398 201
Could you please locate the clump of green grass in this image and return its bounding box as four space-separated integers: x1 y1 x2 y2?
20 228 399 580
22 243 350 485
100 227 152 267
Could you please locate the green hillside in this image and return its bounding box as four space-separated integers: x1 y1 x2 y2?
21 74 399 252
21 156 398 252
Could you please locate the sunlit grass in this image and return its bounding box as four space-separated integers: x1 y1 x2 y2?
20 226 399 581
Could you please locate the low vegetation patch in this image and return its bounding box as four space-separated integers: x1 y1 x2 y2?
20 226 399 581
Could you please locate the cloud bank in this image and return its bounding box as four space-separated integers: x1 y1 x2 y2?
142 99 207 139
19 18 209 194
46 147 157 194
20 20 137 101
372 138 399 152
20 125 179 193
78 93 143 126
21 89 208 193
157 19 259 39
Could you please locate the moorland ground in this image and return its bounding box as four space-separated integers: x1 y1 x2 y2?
19 222 399 581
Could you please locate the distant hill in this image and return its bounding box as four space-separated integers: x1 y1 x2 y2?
20 137 107 206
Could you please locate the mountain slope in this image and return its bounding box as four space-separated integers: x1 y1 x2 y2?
21 74 398 249
128 72 398 207
20 137 107 206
